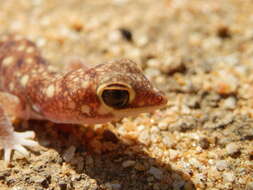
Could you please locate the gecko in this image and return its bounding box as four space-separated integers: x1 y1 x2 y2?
0 34 168 164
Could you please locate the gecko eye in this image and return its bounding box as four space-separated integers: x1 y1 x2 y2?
102 89 129 109
98 83 135 109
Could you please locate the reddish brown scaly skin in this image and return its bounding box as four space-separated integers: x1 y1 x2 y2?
0 34 167 163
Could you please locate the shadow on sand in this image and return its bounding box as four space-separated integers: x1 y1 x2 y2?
1 120 196 190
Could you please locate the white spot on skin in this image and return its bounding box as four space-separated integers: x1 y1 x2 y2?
2 56 14 66
81 105 90 114
46 85 55 98
32 104 41 113
25 58 33 64
17 45 26 51
20 75 29 87
0 35 8 42
26 46 35 53
37 68 44 73
153 88 160 92
48 65 57 72
14 35 23 41
82 81 89 89
15 72 21 77
73 77 79 82
9 82 14 91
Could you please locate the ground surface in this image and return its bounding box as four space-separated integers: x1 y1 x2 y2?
0 0 252 189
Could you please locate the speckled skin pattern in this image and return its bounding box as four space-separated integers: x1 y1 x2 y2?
0 34 167 163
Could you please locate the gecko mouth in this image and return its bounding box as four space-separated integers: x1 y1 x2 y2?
112 104 167 118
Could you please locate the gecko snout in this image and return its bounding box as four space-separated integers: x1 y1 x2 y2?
152 90 168 107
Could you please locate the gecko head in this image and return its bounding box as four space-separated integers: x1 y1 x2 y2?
94 59 167 120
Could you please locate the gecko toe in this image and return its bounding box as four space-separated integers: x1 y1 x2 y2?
15 131 36 139
2 131 38 163
13 144 29 156
4 148 11 164
18 138 38 146
14 131 38 147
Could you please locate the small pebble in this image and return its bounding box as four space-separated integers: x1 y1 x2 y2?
223 172 235 182
136 35 149 46
216 160 228 171
59 181 68 190
148 167 163 180
108 30 121 43
160 56 185 74
11 187 24 190
162 135 175 148
199 138 210 149
119 28 133 42
186 96 200 109
217 25 232 39
223 97 236 109
31 176 49 188
194 173 207 185
111 183 122 190
173 180 185 189
189 158 202 169
104 182 113 190
122 160 136 168
62 146 76 162
226 143 240 156
147 59 161 69
169 149 180 160
138 129 151 145
0 170 11 180
145 68 161 79
158 121 168 130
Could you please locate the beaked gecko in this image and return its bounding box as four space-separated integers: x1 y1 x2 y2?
0 34 167 163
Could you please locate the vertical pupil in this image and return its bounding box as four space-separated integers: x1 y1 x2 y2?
102 89 129 108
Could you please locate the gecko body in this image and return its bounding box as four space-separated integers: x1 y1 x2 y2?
0 34 167 163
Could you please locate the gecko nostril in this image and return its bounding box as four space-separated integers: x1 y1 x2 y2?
155 93 168 106
161 95 168 105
